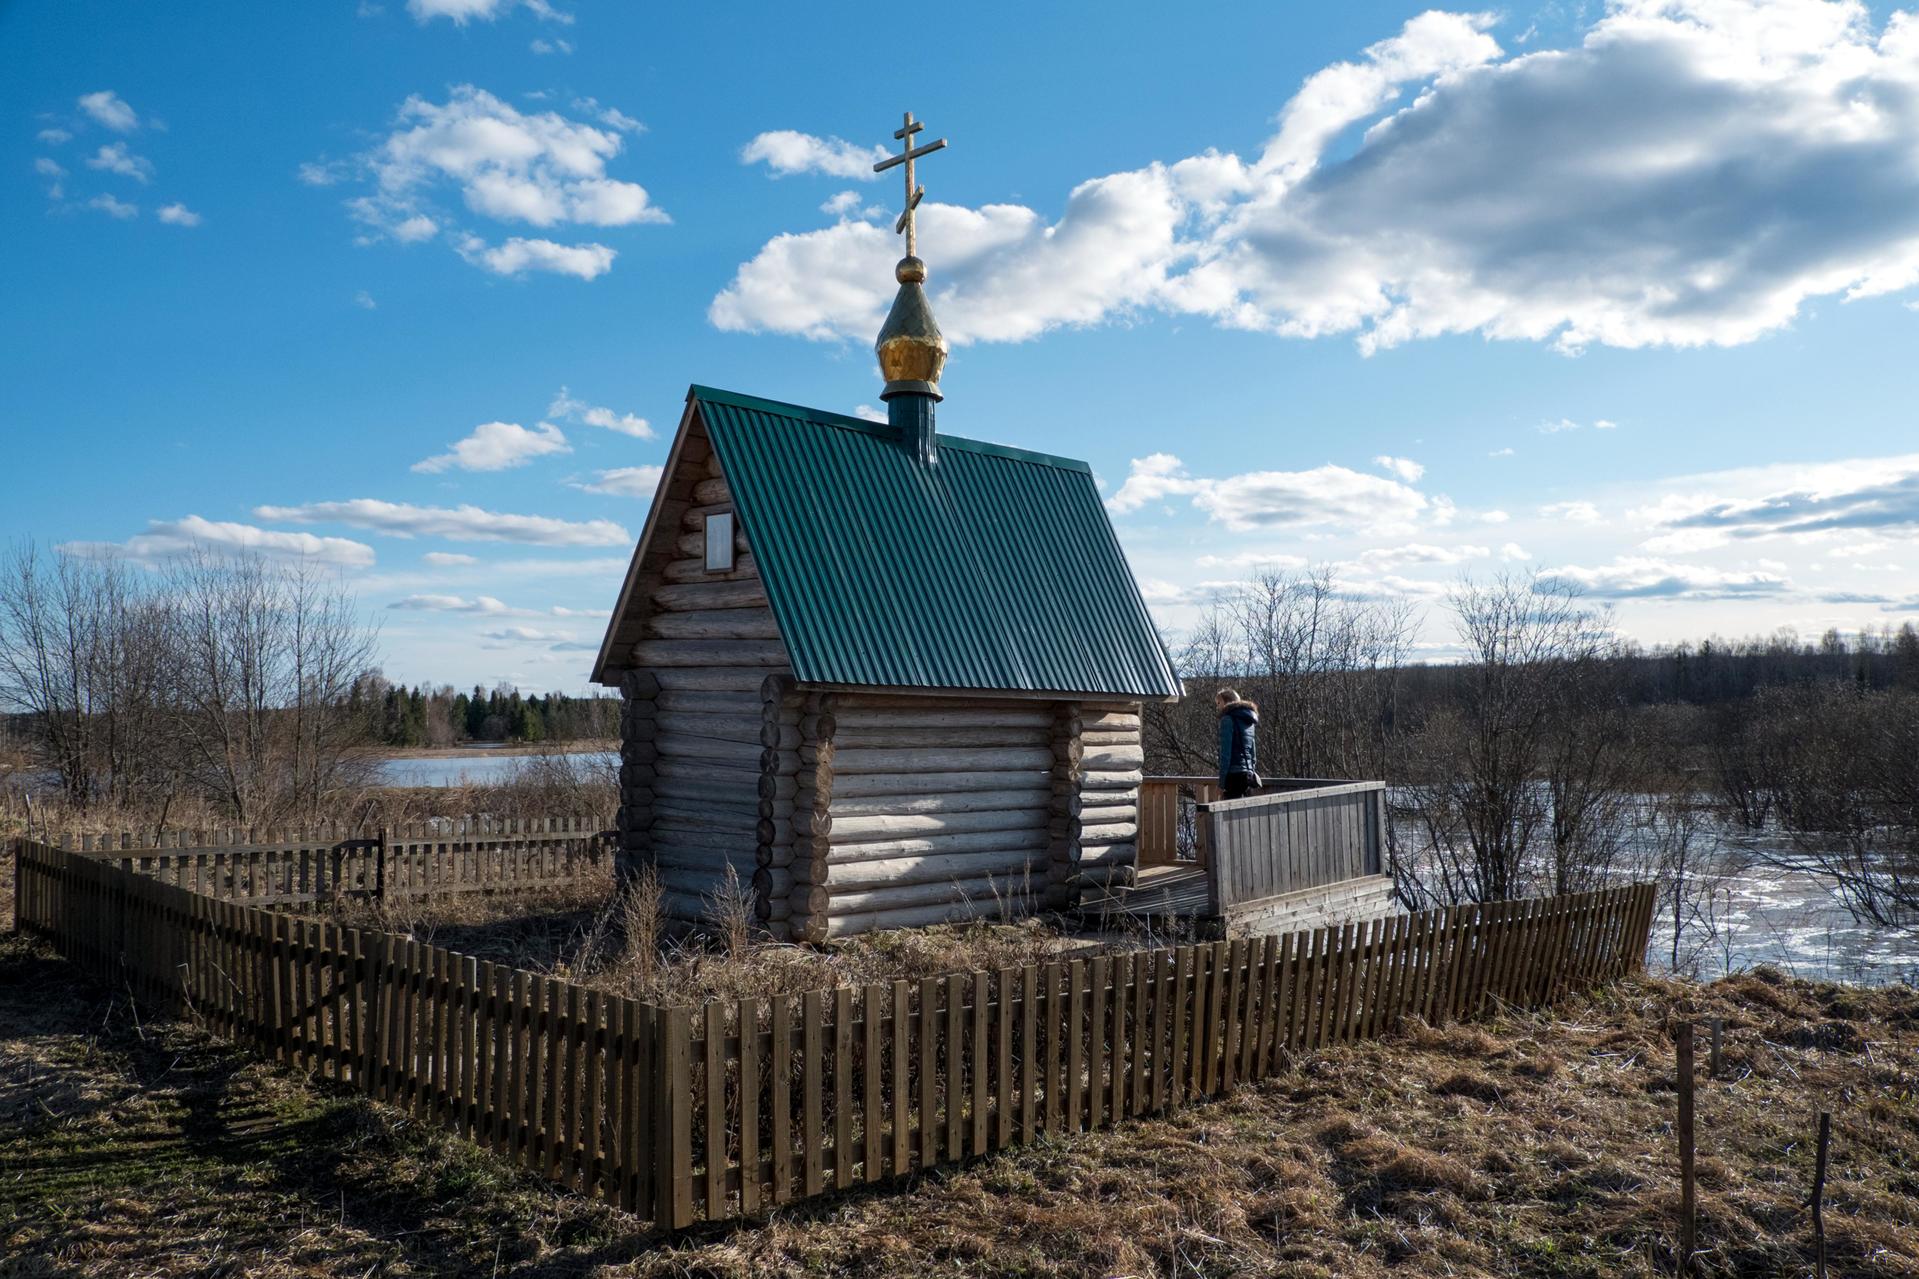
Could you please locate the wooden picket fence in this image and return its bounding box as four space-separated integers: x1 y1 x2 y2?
11 838 1655 1230
42 817 612 905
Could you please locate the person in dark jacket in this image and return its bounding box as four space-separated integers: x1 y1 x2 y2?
1215 688 1260 799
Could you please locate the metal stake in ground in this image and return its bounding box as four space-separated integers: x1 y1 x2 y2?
1676 1020 1696 1276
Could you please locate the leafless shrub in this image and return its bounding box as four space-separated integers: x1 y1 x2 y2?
705 862 757 957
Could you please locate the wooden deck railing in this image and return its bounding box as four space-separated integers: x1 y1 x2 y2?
1197 781 1387 911
39 817 612 905
13 836 1655 1231
1138 777 1372 872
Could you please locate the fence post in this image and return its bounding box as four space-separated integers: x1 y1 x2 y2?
1676 1020 1697 1276
655 1005 693 1229
376 827 390 903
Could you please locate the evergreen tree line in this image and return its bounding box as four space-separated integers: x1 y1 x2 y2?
352 678 618 749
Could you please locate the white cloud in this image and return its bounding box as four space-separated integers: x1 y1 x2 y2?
390 593 530 614
423 551 478 565
1537 419 1581 435
1637 456 1919 542
413 420 571 473
715 2 1919 355
297 160 344 187
549 604 609 618
1192 549 1309 571
1108 452 1432 533
529 37 573 54
61 515 375 567
852 404 887 423
821 190 864 217
85 142 153 183
77 90 138 132
156 202 201 226
334 86 663 277
86 194 138 219
355 290 378 309
740 130 890 179
1594 419 1618 431
1488 447 1515 458
1373 455 1424 482
255 498 629 546
1137 578 1190 605
38 127 73 145
1536 557 1791 600
479 625 573 642
465 235 617 279
1500 542 1531 561
35 158 65 179
1354 542 1487 568
548 387 652 438
1540 500 1602 525
574 465 663 497
406 0 571 24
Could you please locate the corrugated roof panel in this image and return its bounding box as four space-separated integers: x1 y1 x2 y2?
695 385 1181 700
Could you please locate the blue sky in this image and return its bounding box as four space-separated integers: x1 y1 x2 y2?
7 0 1919 691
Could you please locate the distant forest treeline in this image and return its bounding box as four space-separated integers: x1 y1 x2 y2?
357 679 617 748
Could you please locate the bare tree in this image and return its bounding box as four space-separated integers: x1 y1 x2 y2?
165 550 379 825
1395 575 1631 904
1146 566 1418 783
0 543 174 809
1752 683 1919 933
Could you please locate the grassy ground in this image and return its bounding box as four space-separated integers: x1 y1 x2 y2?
5 925 1917 1278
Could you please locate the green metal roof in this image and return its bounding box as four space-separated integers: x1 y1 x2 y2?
692 385 1182 701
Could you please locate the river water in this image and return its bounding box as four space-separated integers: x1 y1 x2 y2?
373 748 616 788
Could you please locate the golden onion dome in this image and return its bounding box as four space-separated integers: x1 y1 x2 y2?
875 255 948 401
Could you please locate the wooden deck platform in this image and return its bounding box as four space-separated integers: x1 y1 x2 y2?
1080 862 1212 920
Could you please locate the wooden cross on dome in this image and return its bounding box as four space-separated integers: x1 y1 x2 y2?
873 110 947 260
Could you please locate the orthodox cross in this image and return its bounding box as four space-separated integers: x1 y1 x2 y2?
873 110 947 259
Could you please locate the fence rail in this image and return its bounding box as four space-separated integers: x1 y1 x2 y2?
39 818 612 905
12 838 1656 1231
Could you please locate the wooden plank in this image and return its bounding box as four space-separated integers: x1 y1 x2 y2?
803 990 824 1197
835 986 854 1192
583 989 606 1199
891 981 911 1177
544 978 567 1180
863 984 883 1183
1269 931 1295 1069
971 971 988 1154
706 1000 727 1217
1066 960 1085 1133
1041 962 1062 1134
1110 952 1130 1121
919 977 939 1168
1221 940 1243 1092
1150 949 1170 1113
1020 965 1039 1140
771 995 793 1204
1169 947 1190 1107
945 973 965 1158
660 1007 694 1229
994 969 1013 1150
1087 955 1107 1130
1130 950 1149 1115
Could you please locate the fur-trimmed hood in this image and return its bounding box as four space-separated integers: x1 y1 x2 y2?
1218 699 1259 719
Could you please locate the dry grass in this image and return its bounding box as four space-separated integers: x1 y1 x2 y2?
329 871 1115 1008
5 917 1917 1278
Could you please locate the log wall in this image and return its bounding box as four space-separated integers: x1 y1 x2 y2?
786 692 1063 941
1069 701 1143 902
620 433 790 928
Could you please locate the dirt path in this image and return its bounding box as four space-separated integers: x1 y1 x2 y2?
4 926 1917 1277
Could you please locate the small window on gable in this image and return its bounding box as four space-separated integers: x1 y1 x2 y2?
704 511 735 573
